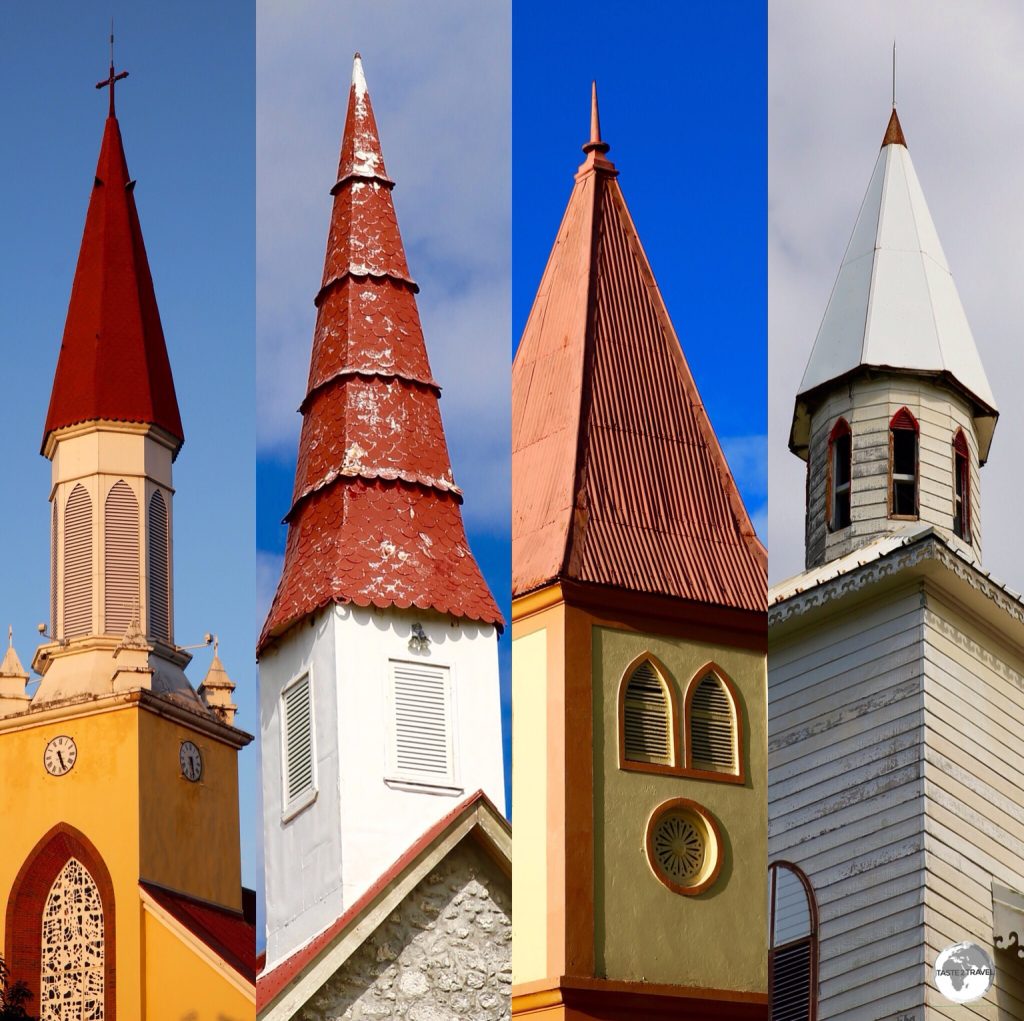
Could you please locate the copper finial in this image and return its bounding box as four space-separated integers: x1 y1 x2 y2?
881 107 907 149
582 80 610 155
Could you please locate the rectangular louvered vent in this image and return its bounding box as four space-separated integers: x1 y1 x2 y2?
690 676 736 772
282 674 315 807
105 481 140 634
623 661 671 763
770 940 812 1021
388 661 454 785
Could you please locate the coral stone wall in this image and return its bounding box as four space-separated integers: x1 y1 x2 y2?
299 840 511 1020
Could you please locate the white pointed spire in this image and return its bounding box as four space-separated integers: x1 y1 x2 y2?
795 112 998 461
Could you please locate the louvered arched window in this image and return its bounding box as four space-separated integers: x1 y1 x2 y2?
63 484 93 638
827 418 852 531
769 861 818 1021
621 659 673 766
147 491 170 642
104 480 140 634
953 429 971 541
686 670 739 776
50 501 57 637
889 407 919 518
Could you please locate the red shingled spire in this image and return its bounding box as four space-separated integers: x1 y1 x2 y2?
44 88 183 454
259 55 502 653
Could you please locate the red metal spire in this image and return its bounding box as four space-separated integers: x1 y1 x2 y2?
259 54 502 653
512 84 766 611
44 70 183 454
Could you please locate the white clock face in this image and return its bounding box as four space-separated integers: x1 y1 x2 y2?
44 735 77 777
180 740 203 782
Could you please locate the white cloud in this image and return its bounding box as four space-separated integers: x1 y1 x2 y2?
256 0 510 538
770 0 1024 587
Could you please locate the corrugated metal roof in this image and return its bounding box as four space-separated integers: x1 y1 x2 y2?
259 55 502 653
512 87 766 612
793 108 997 462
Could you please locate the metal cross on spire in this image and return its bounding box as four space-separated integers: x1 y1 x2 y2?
95 22 129 117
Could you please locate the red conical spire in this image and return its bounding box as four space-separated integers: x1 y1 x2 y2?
259 55 502 653
44 82 183 454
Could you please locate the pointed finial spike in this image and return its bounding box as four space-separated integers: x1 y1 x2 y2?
7 626 11 649
582 79 610 156
892 40 897 109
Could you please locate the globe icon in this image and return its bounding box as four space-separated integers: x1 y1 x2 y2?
934 943 995 1003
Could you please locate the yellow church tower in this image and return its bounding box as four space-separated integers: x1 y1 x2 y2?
510 86 769 1020
0 59 255 1019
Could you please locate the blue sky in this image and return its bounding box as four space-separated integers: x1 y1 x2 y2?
513 2 768 532
0 3 258 893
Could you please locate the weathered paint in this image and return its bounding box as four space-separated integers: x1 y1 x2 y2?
804 375 982 569
260 602 504 970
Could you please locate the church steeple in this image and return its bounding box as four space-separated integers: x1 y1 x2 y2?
33 67 194 703
793 106 995 568
259 53 501 653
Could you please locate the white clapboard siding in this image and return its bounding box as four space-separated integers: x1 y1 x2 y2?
63 484 93 638
689 674 735 772
104 480 139 634
622 661 671 764
282 674 315 804
769 586 927 1019
147 491 170 642
388 661 453 784
920 591 1024 1020
805 378 981 569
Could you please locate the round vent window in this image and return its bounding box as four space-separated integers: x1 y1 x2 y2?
645 799 722 896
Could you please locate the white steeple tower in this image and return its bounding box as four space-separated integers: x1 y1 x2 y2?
791 110 997 569
258 55 505 969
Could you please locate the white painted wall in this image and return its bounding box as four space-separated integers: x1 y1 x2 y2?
260 602 503 968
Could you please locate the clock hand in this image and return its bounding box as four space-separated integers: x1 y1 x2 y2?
57 750 66 769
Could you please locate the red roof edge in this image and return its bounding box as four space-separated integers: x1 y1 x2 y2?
140 881 257 983
257 790 508 1010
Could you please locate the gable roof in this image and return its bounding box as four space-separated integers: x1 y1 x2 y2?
44 108 183 454
256 790 510 1019
259 55 502 654
511 84 766 611
792 108 997 462
140 882 257 983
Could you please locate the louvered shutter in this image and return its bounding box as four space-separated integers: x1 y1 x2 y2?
63 485 93 638
689 674 736 773
388 661 453 783
104 481 140 634
282 674 315 805
50 502 57 637
148 491 170 642
623 661 671 764
769 863 817 1021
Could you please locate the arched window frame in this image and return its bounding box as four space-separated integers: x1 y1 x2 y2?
769 860 819 1021
147 489 171 643
4 823 116 1021
617 653 679 774
681 663 745 785
888 407 920 520
952 429 971 542
827 418 852 531
104 479 141 635
63 483 93 639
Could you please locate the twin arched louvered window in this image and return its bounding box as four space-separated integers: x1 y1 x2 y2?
148 491 171 642
769 861 818 1021
620 659 742 780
